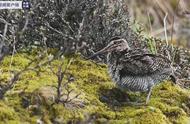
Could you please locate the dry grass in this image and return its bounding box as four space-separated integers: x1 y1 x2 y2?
126 0 190 48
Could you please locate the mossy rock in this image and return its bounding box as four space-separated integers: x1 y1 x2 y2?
0 51 190 123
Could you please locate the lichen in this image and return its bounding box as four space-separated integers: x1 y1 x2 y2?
0 51 190 123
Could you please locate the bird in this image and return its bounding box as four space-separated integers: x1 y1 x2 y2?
88 37 175 104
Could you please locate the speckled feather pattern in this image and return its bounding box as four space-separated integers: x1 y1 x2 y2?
107 49 172 92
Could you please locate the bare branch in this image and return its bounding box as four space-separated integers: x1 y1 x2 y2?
0 52 55 99
0 18 11 25
0 18 10 43
44 22 75 41
163 13 168 46
21 13 29 34
49 57 79 104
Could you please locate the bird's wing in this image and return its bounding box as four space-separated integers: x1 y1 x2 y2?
118 49 172 75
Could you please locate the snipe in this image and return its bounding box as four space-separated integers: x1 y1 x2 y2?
88 37 175 104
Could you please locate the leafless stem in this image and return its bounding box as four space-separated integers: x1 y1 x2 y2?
178 79 190 83
50 57 78 104
0 18 10 43
58 13 74 33
0 53 54 99
163 13 168 46
45 22 74 41
147 12 152 35
9 36 16 71
76 17 84 41
21 14 29 33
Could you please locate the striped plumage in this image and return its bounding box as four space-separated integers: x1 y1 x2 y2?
107 48 172 91
88 38 174 104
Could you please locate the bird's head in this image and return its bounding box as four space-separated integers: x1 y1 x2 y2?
87 37 130 59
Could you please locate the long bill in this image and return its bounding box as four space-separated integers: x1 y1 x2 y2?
86 46 109 60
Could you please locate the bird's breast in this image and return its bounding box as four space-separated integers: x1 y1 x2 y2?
107 53 120 83
106 53 152 92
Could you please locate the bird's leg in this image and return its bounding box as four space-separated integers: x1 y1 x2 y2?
146 86 153 105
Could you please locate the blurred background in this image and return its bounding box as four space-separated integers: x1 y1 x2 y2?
127 0 190 48
0 0 189 54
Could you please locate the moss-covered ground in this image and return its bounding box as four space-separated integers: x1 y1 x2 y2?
0 50 190 124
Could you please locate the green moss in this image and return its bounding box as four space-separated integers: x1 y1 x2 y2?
131 108 170 124
163 107 190 124
50 104 84 123
1 53 30 70
0 102 20 123
0 51 190 123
